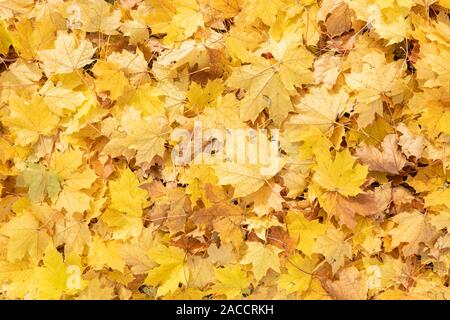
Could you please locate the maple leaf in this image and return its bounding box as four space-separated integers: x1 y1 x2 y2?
276 44 315 94
47 150 97 214
325 266 368 300
347 0 411 45
356 134 406 175
292 86 352 131
0 260 37 299
313 227 352 274
242 0 286 27
207 243 238 266
92 61 130 100
50 149 84 180
108 168 149 217
210 0 241 18
227 61 292 125
37 32 96 75
180 166 219 207
55 189 91 215
240 242 282 280
145 245 189 297
227 44 314 124
389 211 437 256
37 246 77 299
3 94 59 146
121 19 149 45
0 20 12 54
186 80 224 113
245 183 284 217
313 149 368 197
397 123 425 159
22 163 61 203
286 211 327 256
314 191 381 229
119 228 157 274
279 253 316 296
211 264 250 299
62 167 98 191
11 17 56 60
122 84 166 116
55 216 91 255
107 49 149 84
345 52 408 104
171 0 204 38
88 237 125 272
214 163 272 198
123 117 168 164
0 213 51 262
187 255 215 288
313 53 342 88
39 81 86 114
78 0 122 35
323 3 352 37
77 278 116 300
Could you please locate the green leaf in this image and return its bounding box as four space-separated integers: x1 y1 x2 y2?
22 163 61 202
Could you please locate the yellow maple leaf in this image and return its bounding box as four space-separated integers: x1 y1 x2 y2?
0 259 38 299
389 211 437 256
37 246 83 299
3 94 59 146
241 242 282 280
39 81 86 115
326 266 368 300
145 245 189 297
210 0 241 18
186 79 224 113
228 61 291 124
121 116 168 164
88 237 125 272
92 61 130 100
0 0 448 301
0 20 12 55
279 253 317 296
345 52 407 104
242 0 284 26
78 0 122 35
211 264 250 299
313 227 352 274
292 86 351 131
55 188 91 215
55 216 91 255
37 32 96 75
214 162 273 198
313 149 368 197
109 168 149 217
11 17 56 60
77 278 116 300
286 211 327 256
227 45 314 125
0 213 51 262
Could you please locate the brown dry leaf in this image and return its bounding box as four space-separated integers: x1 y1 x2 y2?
324 192 381 229
397 123 425 158
313 53 342 89
356 134 407 175
326 266 368 300
324 3 353 37
389 211 438 256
